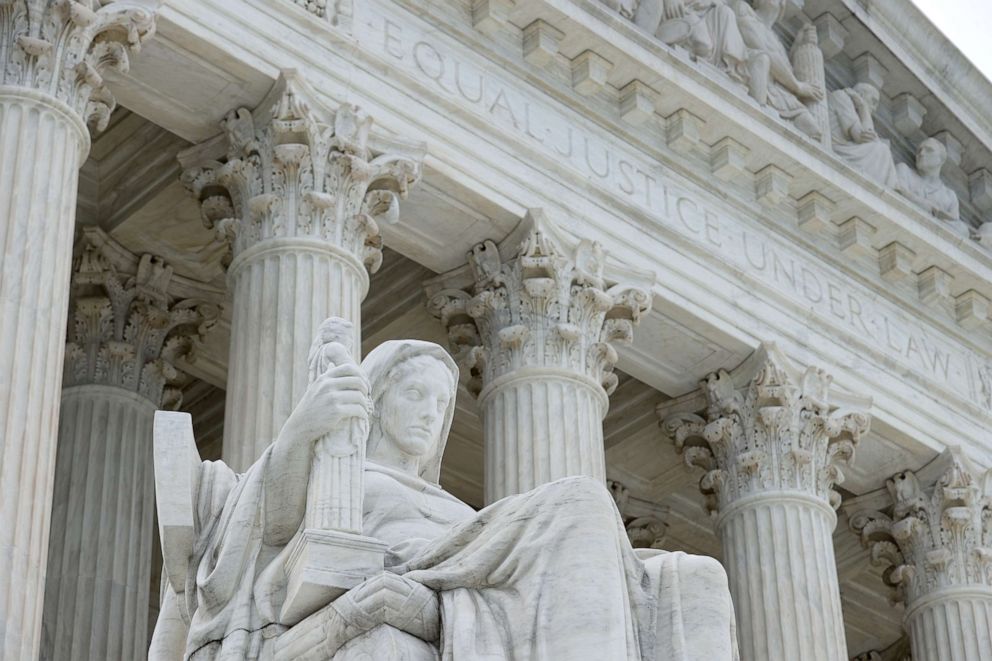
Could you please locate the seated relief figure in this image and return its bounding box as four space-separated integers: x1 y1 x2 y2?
733 0 824 140
630 0 749 80
150 319 739 661
828 83 898 187
896 137 965 233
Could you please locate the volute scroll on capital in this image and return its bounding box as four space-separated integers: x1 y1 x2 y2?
65 227 223 408
425 209 653 397
180 70 424 272
660 343 872 514
848 447 992 606
1 0 159 134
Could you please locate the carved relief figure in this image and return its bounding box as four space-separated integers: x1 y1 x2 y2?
151 324 740 660
733 0 824 140
828 83 898 187
632 0 749 79
896 137 963 229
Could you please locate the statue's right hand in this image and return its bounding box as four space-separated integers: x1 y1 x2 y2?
281 363 371 447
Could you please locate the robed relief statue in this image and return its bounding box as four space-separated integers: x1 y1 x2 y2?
149 319 739 661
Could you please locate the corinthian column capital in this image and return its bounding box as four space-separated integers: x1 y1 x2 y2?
850 448 992 605
427 209 652 398
64 227 222 407
662 343 871 513
1 0 158 135
180 69 423 275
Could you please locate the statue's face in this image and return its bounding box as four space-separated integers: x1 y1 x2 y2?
379 358 452 458
916 139 945 173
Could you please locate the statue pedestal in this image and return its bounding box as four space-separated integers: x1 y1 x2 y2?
281 528 387 625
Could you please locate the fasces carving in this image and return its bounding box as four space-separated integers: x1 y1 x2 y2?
151 324 738 661
664 343 869 513
64 228 219 407
850 451 992 605
0 0 157 132
180 71 424 470
895 138 964 228
182 71 421 271
736 1 825 141
428 210 651 397
829 84 898 187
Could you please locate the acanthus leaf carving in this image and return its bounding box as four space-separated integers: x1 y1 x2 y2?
1 0 157 134
661 343 870 511
427 209 652 397
64 227 222 408
180 71 423 272
849 448 992 605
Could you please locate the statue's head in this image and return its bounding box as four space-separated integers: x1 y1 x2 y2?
853 83 880 112
752 0 786 22
361 340 459 482
916 137 947 175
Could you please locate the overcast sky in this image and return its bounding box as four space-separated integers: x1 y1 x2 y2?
911 0 992 83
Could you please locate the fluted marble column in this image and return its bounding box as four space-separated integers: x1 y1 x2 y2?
182 71 422 470
428 210 651 503
0 4 156 658
662 345 871 661
851 449 992 661
41 229 218 661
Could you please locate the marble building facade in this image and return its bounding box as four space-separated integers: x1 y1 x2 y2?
1 0 991 659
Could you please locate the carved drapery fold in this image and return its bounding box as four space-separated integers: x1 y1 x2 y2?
428 210 651 502
181 70 423 469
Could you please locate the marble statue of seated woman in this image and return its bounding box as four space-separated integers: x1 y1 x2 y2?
148 328 739 660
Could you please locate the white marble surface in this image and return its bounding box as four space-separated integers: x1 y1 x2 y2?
428 211 651 502
849 449 992 661
180 71 423 471
662 344 870 661
151 326 737 660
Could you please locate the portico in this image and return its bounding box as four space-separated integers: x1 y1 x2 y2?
1 1 991 660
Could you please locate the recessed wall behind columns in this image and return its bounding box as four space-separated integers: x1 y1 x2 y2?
104 0 991 480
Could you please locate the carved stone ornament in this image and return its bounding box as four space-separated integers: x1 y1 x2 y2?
662 343 871 513
849 448 992 606
852 637 913 661
608 479 670 549
181 70 423 271
287 0 352 31
64 227 221 407
0 0 158 132
427 209 652 397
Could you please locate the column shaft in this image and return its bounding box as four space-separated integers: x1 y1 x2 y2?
42 387 156 661
906 592 992 661
720 495 846 661
223 241 365 470
0 92 84 660
481 372 606 503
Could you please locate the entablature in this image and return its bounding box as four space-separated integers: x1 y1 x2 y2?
104 0 992 466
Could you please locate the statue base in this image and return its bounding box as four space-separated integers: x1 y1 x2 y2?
281 528 387 625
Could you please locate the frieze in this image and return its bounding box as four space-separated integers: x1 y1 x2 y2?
356 4 990 412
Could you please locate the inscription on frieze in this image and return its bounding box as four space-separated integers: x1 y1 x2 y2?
357 4 987 410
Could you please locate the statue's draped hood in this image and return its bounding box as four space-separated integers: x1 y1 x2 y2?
361 340 459 484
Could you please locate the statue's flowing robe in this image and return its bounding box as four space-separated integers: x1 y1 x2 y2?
829 89 898 187
170 458 737 661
